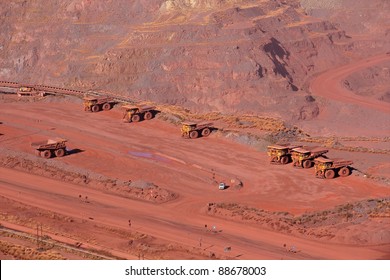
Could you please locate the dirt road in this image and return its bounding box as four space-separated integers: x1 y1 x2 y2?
302 53 390 137
310 53 390 114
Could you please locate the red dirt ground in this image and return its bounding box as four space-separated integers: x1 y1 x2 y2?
1 88 389 259
1 0 390 260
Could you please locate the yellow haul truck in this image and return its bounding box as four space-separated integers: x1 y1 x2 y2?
181 121 213 139
122 105 156 123
31 138 67 159
83 96 114 112
314 157 353 179
291 146 328 168
267 144 301 164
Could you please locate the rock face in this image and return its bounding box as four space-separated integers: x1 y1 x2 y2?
343 61 390 102
0 0 388 120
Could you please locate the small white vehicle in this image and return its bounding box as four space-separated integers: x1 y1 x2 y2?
219 182 226 190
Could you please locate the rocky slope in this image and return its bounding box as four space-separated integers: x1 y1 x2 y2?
0 0 389 120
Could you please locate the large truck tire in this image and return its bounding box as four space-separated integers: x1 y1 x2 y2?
303 160 312 168
131 114 140 122
325 169 335 179
102 103 111 111
280 156 289 164
92 105 100 112
55 148 65 157
201 128 211 137
338 167 350 177
41 150 52 159
144 111 153 120
189 130 199 139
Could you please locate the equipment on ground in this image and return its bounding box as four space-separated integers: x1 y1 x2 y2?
122 105 156 122
181 121 213 139
31 138 68 159
291 146 328 168
314 157 353 179
83 96 114 112
17 86 45 97
267 144 301 164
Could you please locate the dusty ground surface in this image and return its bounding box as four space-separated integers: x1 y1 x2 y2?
0 0 389 260
0 90 389 260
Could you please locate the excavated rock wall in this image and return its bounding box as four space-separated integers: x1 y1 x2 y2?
0 0 388 120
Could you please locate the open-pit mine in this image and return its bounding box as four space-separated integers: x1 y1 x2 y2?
0 0 389 260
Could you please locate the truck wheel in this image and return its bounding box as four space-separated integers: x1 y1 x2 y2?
339 167 350 177
201 128 211 137
102 103 111 111
280 156 289 164
144 111 153 120
41 150 52 159
131 114 140 122
35 150 41 157
189 130 199 139
92 105 100 112
303 160 312 169
55 148 65 157
325 169 335 179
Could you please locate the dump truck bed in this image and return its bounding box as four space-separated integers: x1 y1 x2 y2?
182 121 198 126
122 105 156 112
332 159 353 168
138 105 156 112
314 157 332 163
268 144 301 150
196 121 213 129
292 146 328 155
31 138 67 150
83 96 113 102
315 157 353 167
182 121 213 128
